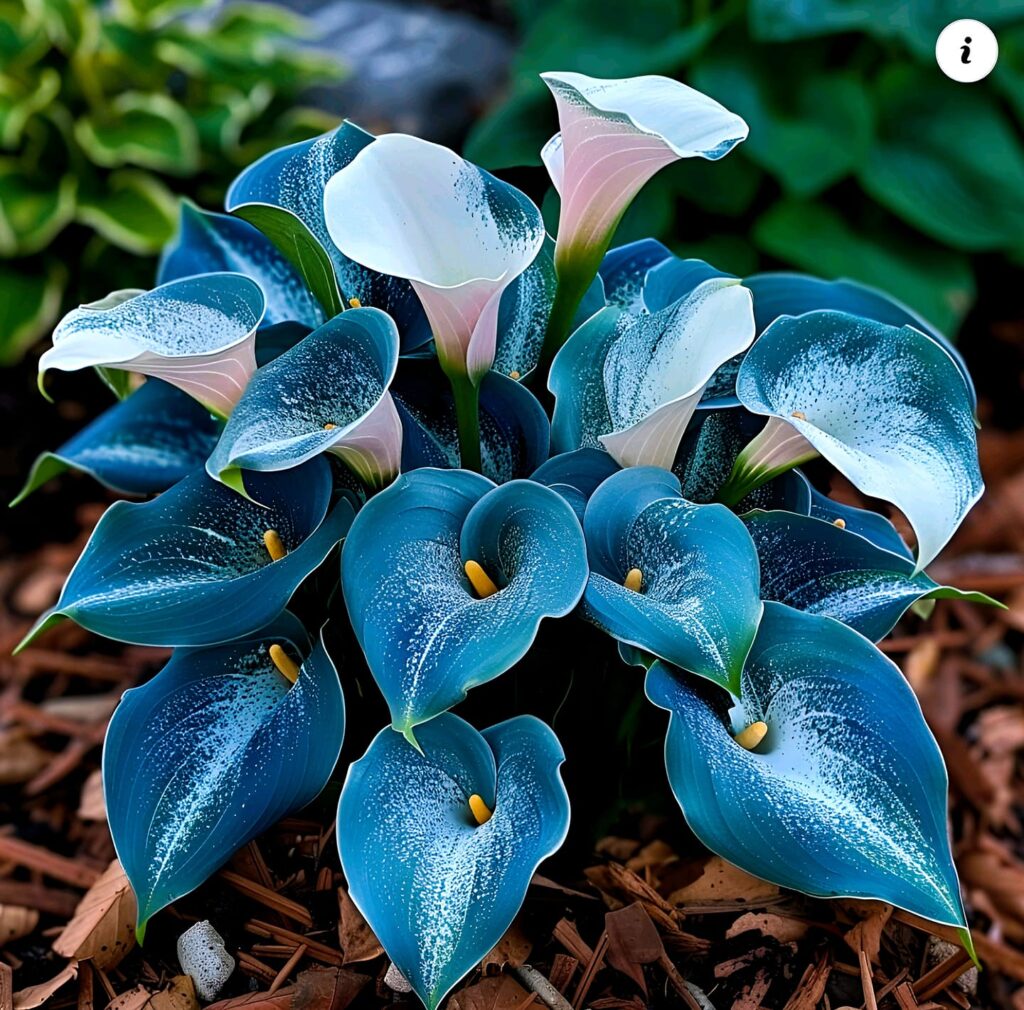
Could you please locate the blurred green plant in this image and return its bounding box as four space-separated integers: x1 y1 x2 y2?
0 0 343 364
467 0 1024 335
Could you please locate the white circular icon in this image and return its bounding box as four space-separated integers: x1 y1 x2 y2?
936 20 998 82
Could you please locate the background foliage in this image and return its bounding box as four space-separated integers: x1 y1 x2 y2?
467 0 1024 337
0 0 341 364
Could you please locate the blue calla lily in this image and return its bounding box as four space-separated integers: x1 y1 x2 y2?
225 121 432 352
18 457 354 649
494 236 606 381
255 321 313 366
39 273 266 418
158 203 325 330
341 470 588 742
530 448 620 522
550 278 756 469
807 486 912 560
338 713 569 1010
11 379 221 505
206 308 402 493
646 601 971 945
393 360 549 483
599 238 673 313
744 510 997 641
105 614 344 938
727 310 983 572
583 467 762 694
674 408 812 515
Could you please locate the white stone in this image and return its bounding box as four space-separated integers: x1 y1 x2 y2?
177 920 235 1002
384 962 412 993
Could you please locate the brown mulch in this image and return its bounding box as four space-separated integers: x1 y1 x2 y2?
4 421 1024 1010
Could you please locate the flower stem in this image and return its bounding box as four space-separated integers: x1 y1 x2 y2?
536 249 602 379
717 416 820 507
450 374 482 473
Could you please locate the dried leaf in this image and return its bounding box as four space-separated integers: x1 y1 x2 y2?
726 912 808 944
838 899 893 964
293 966 369 1010
0 904 39 943
604 903 664 995
668 856 779 906
447 976 536 1010
206 989 294 1010
78 769 106 821
53 859 136 969
105 978 198 1010
336 887 382 964
482 918 533 972
13 961 78 1009
0 730 52 785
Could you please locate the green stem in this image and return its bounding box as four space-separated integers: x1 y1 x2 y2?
717 416 820 507
536 250 603 379
450 373 482 473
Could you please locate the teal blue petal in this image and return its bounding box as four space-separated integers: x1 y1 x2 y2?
338 713 569 1010
807 486 912 560
600 238 673 313
736 310 983 571
206 308 399 479
11 380 220 505
20 458 353 649
341 470 588 737
225 122 431 352
744 510 996 641
158 203 324 329
583 467 762 694
393 361 549 483
105 616 343 933
530 448 620 522
646 602 968 932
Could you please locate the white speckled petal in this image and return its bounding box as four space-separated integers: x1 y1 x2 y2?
647 602 969 938
323 135 544 380
40 273 266 417
735 310 983 573
338 713 570 1010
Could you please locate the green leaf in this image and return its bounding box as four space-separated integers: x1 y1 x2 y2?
112 0 212 26
0 166 75 255
0 260 64 365
231 203 344 318
76 169 178 254
0 68 61 148
75 92 199 175
859 66 1024 252
462 89 551 171
691 55 873 197
753 199 975 335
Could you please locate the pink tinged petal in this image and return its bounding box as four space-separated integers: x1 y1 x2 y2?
541 72 748 258
464 286 507 385
330 391 403 490
323 134 544 378
39 273 265 417
600 279 755 469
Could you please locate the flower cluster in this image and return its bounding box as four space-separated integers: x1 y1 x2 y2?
18 71 990 1009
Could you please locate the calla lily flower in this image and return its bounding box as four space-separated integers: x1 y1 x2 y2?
722 310 983 572
39 273 266 418
206 308 401 493
324 134 545 387
105 614 344 938
341 469 588 743
743 510 997 642
11 379 220 506
158 203 325 330
550 277 755 469
18 457 354 650
393 360 549 484
530 448 620 522
537 72 747 364
599 238 673 313
583 467 761 694
338 713 570 1010
647 602 971 949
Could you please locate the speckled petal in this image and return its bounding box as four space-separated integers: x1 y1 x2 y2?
205 308 400 488
583 467 761 694
19 457 354 649
337 713 569 1010
341 470 588 739
646 602 969 936
599 238 673 313
735 310 983 572
105 616 344 935
40 274 266 417
530 448 620 522
743 510 995 641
